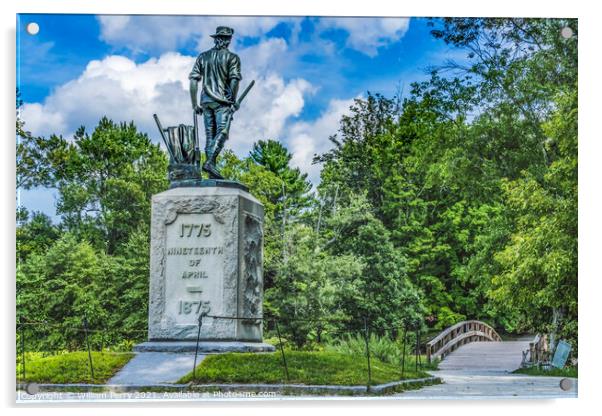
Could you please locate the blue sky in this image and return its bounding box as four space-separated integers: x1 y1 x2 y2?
16 14 464 221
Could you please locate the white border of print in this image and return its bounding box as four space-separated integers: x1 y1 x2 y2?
2 1 597 416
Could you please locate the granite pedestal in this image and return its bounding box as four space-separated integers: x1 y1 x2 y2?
136 184 274 352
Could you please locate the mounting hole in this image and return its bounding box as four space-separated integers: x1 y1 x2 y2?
25 382 40 395
559 378 573 391
561 27 573 39
26 22 40 35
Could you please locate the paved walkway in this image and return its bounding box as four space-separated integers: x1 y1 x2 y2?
398 370 577 399
108 352 204 385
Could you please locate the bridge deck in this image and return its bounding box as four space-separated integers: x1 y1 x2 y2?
438 340 531 373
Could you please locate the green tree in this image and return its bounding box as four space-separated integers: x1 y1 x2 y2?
220 144 314 292
314 18 578 339
102 226 152 338
17 234 115 350
422 18 578 337
324 193 424 333
16 210 61 263
265 224 364 347
489 89 577 347
249 139 313 220
316 93 400 214
17 117 169 253
17 228 152 350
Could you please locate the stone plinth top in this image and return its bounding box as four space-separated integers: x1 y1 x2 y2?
169 179 249 192
134 341 275 353
153 185 261 206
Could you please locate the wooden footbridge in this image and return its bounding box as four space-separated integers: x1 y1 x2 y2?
399 322 575 398
426 320 532 372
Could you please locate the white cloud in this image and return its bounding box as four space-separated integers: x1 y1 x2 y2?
318 17 410 57
97 15 410 57
286 97 357 184
237 37 288 74
97 15 289 53
21 52 194 139
19 103 66 138
20 45 316 158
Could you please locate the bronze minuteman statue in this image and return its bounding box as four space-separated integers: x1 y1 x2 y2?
189 26 254 179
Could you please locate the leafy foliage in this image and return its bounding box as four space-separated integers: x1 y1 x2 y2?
16 232 149 349
17 117 168 254
265 223 364 347
249 139 313 220
315 17 577 346
326 333 439 370
323 193 424 332
489 89 578 344
514 365 577 378
16 211 61 263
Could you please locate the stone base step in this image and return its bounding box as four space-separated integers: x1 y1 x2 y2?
134 341 276 353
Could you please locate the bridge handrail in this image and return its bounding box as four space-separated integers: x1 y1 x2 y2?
426 320 502 363
522 333 548 366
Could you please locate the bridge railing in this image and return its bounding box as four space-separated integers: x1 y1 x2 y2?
521 333 549 367
426 320 502 363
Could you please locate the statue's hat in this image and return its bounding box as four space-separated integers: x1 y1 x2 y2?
210 26 234 38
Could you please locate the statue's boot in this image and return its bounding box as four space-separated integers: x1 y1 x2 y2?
202 151 224 179
210 135 227 165
202 131 228 179
202 162 224 179
201 149 214 178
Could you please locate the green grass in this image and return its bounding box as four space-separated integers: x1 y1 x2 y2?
514 366 578 378
16 351 134 384
179 350 431 386
402 355 439 371
324 333 439 371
